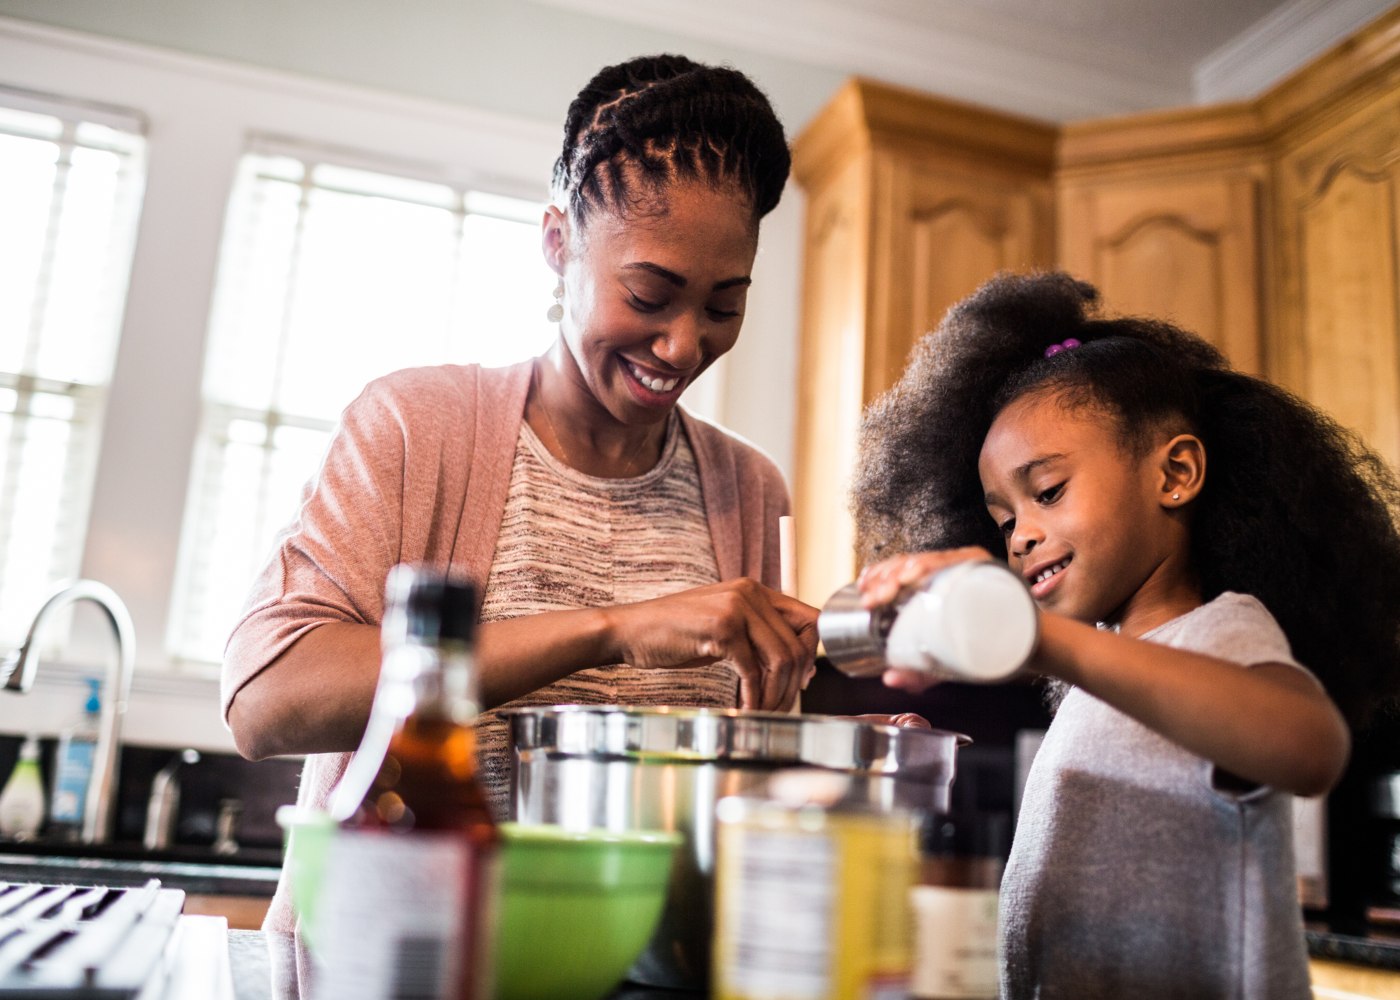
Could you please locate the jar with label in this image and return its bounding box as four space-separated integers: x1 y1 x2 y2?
315 565 498 1000
910 810 1009 1000
712 769 918 1000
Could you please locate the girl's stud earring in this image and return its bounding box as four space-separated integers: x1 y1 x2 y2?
1171 493 1181 501
547 281 564 323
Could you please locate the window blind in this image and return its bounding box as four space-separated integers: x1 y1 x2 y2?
170 140 555 664
0 90 146 647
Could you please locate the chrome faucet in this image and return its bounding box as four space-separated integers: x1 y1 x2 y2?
1 579 135 844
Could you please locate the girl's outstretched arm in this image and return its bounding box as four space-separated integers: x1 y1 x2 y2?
859 550 1350 798
1035 613 1349 797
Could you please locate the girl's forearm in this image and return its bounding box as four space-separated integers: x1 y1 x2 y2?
1035 614 1350 796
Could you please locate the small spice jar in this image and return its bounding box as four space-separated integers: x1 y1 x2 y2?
910 810 1009 1000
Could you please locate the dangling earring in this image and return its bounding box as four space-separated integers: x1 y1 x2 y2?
547 280 564 323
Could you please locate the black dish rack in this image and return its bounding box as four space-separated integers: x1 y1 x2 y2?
0 879 184 998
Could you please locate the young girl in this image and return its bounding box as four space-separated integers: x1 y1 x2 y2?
852 272 1400 999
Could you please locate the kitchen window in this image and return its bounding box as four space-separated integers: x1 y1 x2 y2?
169 140 555 664
0 88 146 649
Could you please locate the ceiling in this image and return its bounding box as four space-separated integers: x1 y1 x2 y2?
855 0 1288 66
536 0 1393 121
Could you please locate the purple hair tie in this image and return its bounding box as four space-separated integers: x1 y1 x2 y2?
1044 338 1081 358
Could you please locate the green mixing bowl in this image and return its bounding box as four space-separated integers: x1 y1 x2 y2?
276 809 679 1000
275 806 337 947
495 822 682 1000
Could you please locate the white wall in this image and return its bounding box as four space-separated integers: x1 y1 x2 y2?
0 0 846 135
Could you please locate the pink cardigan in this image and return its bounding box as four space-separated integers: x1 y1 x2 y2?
221 360 790 930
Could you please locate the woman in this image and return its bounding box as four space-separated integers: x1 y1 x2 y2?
221 54 815 884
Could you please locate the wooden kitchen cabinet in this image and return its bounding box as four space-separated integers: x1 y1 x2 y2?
183 892 270 930
1311 958 1400 998
1057 116 1268 373
792 8 1400 593
1270 47 1400 470
791 80 1055 602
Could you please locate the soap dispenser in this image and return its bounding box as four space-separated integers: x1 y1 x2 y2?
0 736 46 841
144 749 200 851
48 678 101 841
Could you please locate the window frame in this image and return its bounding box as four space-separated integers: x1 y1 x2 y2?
0 88 147 650
169 141 555 665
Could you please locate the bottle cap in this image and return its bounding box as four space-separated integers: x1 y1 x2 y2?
384 565 477 644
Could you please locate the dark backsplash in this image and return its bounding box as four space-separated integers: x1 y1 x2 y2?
0 735 301 852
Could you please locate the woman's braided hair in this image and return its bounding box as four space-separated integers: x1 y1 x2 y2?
853 270 1400 730
552 54 790 227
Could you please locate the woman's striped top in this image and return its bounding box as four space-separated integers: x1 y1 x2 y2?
474 414 738 815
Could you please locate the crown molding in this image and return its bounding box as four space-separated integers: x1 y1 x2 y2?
1193 0 1394 103
531 0 1190 123
0 15 558 151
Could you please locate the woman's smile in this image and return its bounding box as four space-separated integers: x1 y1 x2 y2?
620 355 689 407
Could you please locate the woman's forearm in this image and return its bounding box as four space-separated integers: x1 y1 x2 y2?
227 579 814 759
1037 614 1350 796
227 609 617 759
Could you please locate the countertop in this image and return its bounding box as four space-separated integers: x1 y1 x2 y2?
228 931 704 1000
1309 927 1400 969
0 848 281 896
223 929 1400 1000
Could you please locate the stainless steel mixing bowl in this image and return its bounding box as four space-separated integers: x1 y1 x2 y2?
502 705 968 990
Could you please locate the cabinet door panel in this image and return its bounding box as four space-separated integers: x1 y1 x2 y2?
910 201 1014 330
1299 164 1400 465
877 164 1050 398
1100 216 1222 343
1277 90 1400 470
1060 175 1262 372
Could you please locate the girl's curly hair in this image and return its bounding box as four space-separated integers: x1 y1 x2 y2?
853 270 1400 730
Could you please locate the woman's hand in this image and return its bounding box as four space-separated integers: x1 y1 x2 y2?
855 546 996 693
601 579 818 711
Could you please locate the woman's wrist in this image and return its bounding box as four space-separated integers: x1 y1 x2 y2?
587 604 627 666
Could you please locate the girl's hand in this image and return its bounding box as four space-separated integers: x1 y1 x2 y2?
856 547 997 608
601 579 818 711
857 546 999 694
880 667 941 695
844 711 933 730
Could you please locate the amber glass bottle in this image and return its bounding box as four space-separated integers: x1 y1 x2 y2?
314 565 498 1000
910 810 1008 1000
